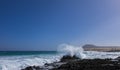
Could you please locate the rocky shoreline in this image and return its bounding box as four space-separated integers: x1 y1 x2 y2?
22 55 120 70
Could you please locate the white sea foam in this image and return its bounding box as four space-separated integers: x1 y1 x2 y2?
57 44 86 59
0 55 60 70
0 44 120 70
57 44 120 59
85 51 120 59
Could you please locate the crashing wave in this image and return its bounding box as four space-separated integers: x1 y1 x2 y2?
57 44 86 59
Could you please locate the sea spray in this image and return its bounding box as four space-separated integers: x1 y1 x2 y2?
0 53 60 70
57 44 86 59
0 45 120 70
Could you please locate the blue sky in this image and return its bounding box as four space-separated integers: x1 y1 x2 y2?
0 0 120 51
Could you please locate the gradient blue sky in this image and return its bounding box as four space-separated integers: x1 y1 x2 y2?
0 0 120 51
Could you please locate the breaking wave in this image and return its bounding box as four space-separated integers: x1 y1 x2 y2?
0 44 120 70
0 55 60 70
57 44 86 59
57 44 120 59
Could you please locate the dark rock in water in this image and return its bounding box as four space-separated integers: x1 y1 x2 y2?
60 55 79 62
115 56 120 61
21 66 41 70
52 59 120 70
22 56 120 70
22 62 66 70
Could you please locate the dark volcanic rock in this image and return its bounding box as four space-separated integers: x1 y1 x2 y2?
60 55 79 62
115 56 120 61
22 62 66 70
22 56 120 70
21 66 41 70
52 59 120 70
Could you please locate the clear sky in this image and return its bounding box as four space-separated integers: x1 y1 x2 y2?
0 0 120 51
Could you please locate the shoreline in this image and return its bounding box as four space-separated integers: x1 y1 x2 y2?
22 55 120 70
83 44 120 52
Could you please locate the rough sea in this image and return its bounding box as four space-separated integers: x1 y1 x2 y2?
0 44 120 70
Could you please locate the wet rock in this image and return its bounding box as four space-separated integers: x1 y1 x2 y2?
60 55 79 62
115 56 120 61
22 56 120 70
22 62 66 70
21 66 41 70
52 59 120 70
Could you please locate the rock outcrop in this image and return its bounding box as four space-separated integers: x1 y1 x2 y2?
22 55 120 70
60 55 79 62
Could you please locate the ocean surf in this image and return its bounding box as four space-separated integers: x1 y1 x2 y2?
0 44 120 70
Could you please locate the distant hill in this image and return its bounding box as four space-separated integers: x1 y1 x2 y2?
83 44 120 48
82 44 97 48
83 44 120 52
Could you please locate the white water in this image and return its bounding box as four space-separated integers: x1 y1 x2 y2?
0 44 120 70
58 44 120 59
58 44 86 59
0 55 61 70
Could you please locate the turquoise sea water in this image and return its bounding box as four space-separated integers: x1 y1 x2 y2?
0 51 61 70
0 51 57 56
0 50 120 70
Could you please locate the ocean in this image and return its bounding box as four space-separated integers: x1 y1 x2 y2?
0 51 61 70
0 45 120 70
